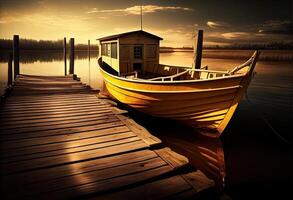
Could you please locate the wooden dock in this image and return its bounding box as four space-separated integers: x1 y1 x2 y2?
0 74 214 199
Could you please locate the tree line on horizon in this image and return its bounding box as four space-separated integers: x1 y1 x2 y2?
1 38 292 51
0 39 99 51
161 42 293 50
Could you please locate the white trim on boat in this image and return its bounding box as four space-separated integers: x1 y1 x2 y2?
104 79 242 94
99 64 245 84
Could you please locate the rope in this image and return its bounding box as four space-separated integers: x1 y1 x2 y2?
245 74 291 145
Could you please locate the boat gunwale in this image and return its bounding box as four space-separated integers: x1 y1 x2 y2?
159 65 232 75
98 58 246 85
104 79 242 94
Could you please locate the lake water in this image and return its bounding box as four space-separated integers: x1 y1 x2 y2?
0 51 292 199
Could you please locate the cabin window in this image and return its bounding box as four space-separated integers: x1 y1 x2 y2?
134 46 143 59
101 44 106 56
111 42 117 59
106 43 111 57
146 45 157 58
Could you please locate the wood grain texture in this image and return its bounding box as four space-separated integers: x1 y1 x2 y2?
0 74 213 199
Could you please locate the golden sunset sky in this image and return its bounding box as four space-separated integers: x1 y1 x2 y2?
0 0 292 47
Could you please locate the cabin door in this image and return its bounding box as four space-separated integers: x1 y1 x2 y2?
133 45 143 71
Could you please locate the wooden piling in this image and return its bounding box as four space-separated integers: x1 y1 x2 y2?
69 38 74 74
13 35 20 78
8 53 13 86
63 37 67 76
88 40 90 60
194 30 203 69
88 40 91 86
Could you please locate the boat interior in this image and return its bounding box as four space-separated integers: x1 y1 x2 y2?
99 55 254 82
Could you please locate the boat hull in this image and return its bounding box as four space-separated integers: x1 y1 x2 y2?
98 52 259 137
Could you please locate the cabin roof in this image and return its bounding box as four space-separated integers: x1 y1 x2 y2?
97 30 163 41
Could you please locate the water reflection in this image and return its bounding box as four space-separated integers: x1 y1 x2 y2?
124 111 226 191
0 50 98 63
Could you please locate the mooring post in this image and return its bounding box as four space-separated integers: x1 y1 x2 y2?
69 38 75 75
13 35 20 79
88 39 91 86
194 30 203 69
8 53 13 86
64 37 67 76
88 40 91 60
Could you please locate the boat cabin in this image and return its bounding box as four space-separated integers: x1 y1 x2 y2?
98 30 243 81
98 30 162 76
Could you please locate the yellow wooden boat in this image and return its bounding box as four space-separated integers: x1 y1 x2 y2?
97 31 260 137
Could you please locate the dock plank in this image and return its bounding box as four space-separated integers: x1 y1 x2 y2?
0 115 119 133
89 171 214 200
0 107 112 121
0 126 130 150
0 120 126 141
0 110 114 128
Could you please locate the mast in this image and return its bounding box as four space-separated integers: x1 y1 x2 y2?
140 1 143 30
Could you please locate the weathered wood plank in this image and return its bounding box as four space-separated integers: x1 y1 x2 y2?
117 115 161 146
0 139 148 175
0 106 112 121
14 81 83 85
182 171 215 193
89 175 192 200
0 115 120 135
4 93 98 101
0 121 125 141
0 103 111 116
29 159 169 199
0 111 114 129
2 147 192 199
155 147 189 169
1 149 157 189
0 132 138 162
10 89 92 95
0 116 115 132
0 109 112 123
2 97 101 107
0 126 130 150
0 111 115 130
0 101 109 115
17 74 76 79
88 172 213 200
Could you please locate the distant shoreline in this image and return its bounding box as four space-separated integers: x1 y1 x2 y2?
160 49 293 61
0 49 292 62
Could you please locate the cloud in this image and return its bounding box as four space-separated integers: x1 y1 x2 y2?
0 15 22 24
207 21 229 29
258 20 293 35
87 5 192 15
221 32 250 39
